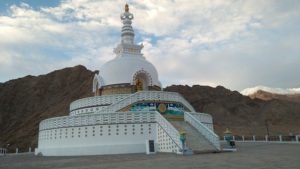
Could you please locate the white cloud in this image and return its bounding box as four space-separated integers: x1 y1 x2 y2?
0 0 122 81
0 0 299 91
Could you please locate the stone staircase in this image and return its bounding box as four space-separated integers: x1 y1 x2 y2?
169 120 218 154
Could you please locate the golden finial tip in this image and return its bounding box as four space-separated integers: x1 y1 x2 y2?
125 4 129 12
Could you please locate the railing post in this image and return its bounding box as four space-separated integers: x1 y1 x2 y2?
242 135 245 142
253 135 256 141
29 147 31 153
223 136 226 141
232 135 235 141
296 135 299 142
265 135 268 142
279 135 282 142
16 148 18 154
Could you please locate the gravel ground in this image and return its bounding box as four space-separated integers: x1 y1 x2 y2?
1 142 300 169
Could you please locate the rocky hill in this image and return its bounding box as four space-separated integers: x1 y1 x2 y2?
0 65 94 152
249 90 300 103
165 85 300 137
1 65 300 152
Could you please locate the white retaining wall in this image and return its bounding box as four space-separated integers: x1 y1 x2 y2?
37 123 156 156
36 111 184 156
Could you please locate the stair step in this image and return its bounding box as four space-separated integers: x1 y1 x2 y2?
169 120 216 152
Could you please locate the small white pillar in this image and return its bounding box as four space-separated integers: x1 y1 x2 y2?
232 136 235 141
16 148 18 154
223 136 226 141
265 135 268 142
279 135 282 142
253 135 256 141
242 135 245 142
296 135 299 142
29 147 31 153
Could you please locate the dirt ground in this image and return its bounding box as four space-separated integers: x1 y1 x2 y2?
0 142 299 169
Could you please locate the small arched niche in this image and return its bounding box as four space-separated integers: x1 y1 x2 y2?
132 70 152 91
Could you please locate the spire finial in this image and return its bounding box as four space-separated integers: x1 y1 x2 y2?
125 4 129 12
120 3 134 44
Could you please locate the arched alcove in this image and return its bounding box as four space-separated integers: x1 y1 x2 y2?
132 70 152 91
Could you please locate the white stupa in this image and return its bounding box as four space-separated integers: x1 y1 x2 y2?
35 4 220 156
93 4 161 96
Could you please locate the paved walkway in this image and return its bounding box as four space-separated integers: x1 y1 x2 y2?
1 143 299 169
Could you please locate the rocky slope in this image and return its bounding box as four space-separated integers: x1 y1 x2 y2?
249 90 300 103
0 65 94 152
0 65 299 152
165 85 300 137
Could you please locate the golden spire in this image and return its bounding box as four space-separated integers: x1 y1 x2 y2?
125 4 129 12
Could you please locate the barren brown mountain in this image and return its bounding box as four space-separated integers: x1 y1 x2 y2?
249 90 300 103
0 65 299 152
165 85 300 137
0 65 94 152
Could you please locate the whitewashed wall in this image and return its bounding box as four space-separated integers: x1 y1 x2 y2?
36 111 184 156
37 123 156 156
157 125 181 153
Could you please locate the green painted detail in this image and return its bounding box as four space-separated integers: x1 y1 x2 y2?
130 102 185 116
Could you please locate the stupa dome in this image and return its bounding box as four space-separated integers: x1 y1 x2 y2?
99 55 161 87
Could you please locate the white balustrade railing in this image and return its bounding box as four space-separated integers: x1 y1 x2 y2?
184 112 221 150
100 91 195 113
155 112 183 151
69 94 130 112
189 112 212 124
189 112 214 130
39 111 156 131
225 135 300 143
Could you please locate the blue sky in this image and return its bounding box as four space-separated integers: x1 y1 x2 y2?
0 0 299 93
0 0 60 13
